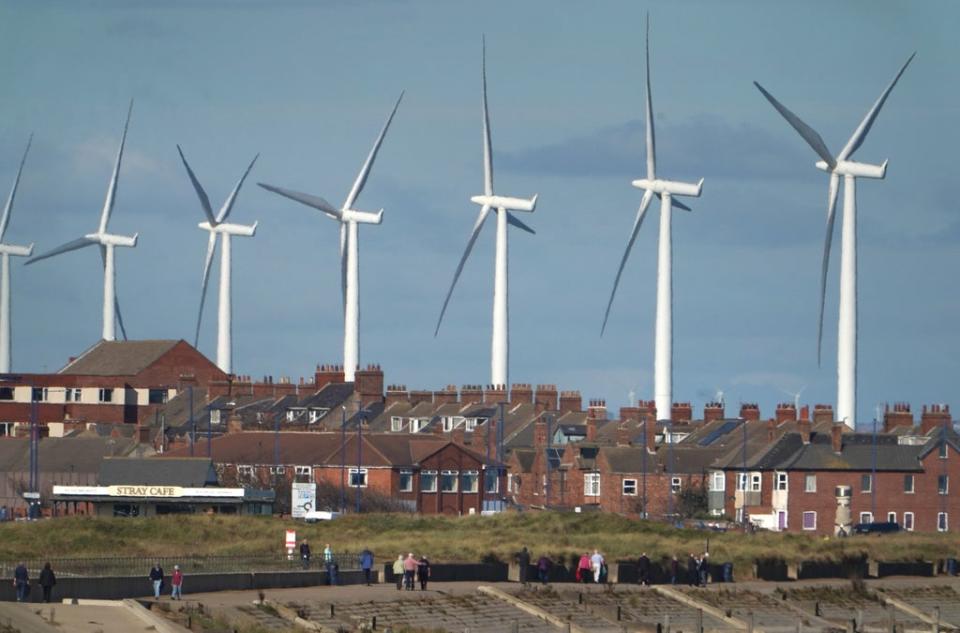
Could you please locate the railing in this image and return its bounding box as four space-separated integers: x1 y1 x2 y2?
0 552 362 579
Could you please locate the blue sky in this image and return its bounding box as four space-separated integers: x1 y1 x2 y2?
1 0 957 427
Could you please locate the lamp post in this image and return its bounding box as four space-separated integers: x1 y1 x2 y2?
356 411 365 514
340 405 346 513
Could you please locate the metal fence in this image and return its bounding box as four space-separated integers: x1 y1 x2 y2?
0 552 362 579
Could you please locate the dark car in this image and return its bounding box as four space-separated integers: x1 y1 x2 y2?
852 521 901 535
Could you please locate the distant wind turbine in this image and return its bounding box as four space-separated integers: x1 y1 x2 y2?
26 101 139 342
259 93 403 382
176 146 259 374
780 385 807 411
755 53 914 429
600 15 703 421
434 38 539 389
0 136 35 372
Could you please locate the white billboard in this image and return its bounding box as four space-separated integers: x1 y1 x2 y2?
291 482 317 518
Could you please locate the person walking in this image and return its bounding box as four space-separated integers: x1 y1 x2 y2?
590 549 605 584
637 552 651 586
403 552 418 591
170 565 183 600
536 554 552 585
417 555 431 591
149 563 164 599
392 555 404 590
698 552 709 586
577 553 591 584
517 546 531 585
360 548 374 586
687 553 699 587
39 562 56 603
323 544 337 585
300 539 312 570
670 555 679 585
13 562 29 602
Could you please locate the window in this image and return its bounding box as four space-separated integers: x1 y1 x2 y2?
399 469 413 492
411 418 426 433
32 387 48 402
671 477 682 495
237 465 253 477
308 410 322 424
465 418 477 431
802 511 817 530
421 470 437 493
442 417 454 432
903 512 914 531
349 468 368 488
938 512 948 532
65 387 81 402
210 409 221 425
940 442 948 459
736 473 748 491
775 472 788 491
295 466 312 481
710 471 725 492
861 474 872 493
98 388 113 403
939 475 950 495
391 416 403 432
584 473 600 497
859 512 873 524
887 512 896 524
623 479 638 496
484 469 499 494
750 472 761 492
148 388 167 404
269 466 285 475
904 474 915 493
441 470 458 493
461 470 479 493
805 474 817 492
285 410 296 422
0 387 12 400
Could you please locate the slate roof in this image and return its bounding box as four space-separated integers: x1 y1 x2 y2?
0 437 142 473
100 457 218 486
735 430 926 472
58 340 181 376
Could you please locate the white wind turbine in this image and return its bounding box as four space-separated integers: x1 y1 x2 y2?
435 38 539 389
0 136 35 372
601 16 703 421
259 93 403 383
26 101 138 342
755 53 914 429
177 146 259 374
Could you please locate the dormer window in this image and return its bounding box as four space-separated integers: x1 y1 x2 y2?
391 416 404 432
210 409 221 425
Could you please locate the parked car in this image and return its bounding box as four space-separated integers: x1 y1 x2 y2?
852 521 900 535
303 510 341 523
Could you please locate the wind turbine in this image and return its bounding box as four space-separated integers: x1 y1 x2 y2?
0 136 35 372
780 385 807 412
434 38 539 389
26 101 139 342
259 93 403 382
755 53 914 429
176 146 259 374
600 16 703 421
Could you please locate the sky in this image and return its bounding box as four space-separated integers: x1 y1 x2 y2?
1 0 957 428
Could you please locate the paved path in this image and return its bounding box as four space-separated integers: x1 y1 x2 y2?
0 602 160 633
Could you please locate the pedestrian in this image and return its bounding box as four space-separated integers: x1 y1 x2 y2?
517 546 531 585
300 539 311 570
637 552 650 586
39 562 56 603
13 561 29 602
577 553 591 584
403 552 418 591
536 554 552 585
0 506 7 521
698 552 709 586
171 565 183 600
417 555 431 591
360 548 374 586
393 555 404 590
323 544 337 585
149 562 164 599
687 553 698 587
590 549 605 584
670 555 679 585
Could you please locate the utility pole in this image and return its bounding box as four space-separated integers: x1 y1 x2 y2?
340 405 346 513
356 412 364 514
545 414 552 508
188 386 195 457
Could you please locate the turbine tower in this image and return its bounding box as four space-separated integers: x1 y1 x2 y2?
26 101 139 342
601 16 703 421
259 93 402 382
176 146 259 374
755 53 914 429
0 136 35 372
435 38 539 389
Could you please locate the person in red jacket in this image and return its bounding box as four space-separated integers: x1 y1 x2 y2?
170 565 183 600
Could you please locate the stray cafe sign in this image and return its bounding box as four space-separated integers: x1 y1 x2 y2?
109 485 183 498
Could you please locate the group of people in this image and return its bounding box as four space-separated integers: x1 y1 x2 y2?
11 562 57 602
298 540 375 586
665 552 711 586
392 553 431 591
515 548 714 586
148 563 184 600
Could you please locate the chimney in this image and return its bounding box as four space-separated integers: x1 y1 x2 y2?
558 390 582 414
511 383 533 405
314 364 346 390
354 364 384 408
433 385 458 405
767 418 776 442
642 419 657 453
385 385 409 407
703 402 724 423
409 389 433 406
798 417 812 444
461 385 483 406
671 402 692 422
587 399 607 421
616 422 632 447
739 403 761 422
484 384 507 404
800 404 810 422
921 404 952 434
227 408 243 434
534 417 548 449
486 417 498 457
883 402 914 433
775 403 798 424
813 404 834 425
831 422 844 454
619 407 641 423
586 417 598 442
534 384 558 414
637 400 657 423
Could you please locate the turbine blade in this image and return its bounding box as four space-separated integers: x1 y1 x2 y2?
176 145 216 226
482 35 494 196
507 212 535 235
24 236 96 265
195 231 218 347
644 13 656 180
601 189 654 336
216 153 259 223
99 245 128 340
1 133 33 242
99 99 134 234
434 204 492 336
837 52 915 162
344 92 404 210
817 172 841 366
754 82 835 169
658 193 692 212
258 183 341 218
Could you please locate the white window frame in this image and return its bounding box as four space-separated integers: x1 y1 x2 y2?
65 387 81 402
465 418 477 431
484 469 499 494
349 467 368 488
802 511 817 530
32 387 49 402
285 410 296 422
775 471 788 491
98 388 113 403
710 471 725 492
887 511 896 524
398 469 413 492
308 409 322 424
750 472 762 492
210 409 221 425
440 470 459 493
859 511 873 524
584 473 600 497
938 512 948 532
939 475 950 495
442 417 454 432
903 511 914 531
904 474 915 494
294 465 311 478
622 479 638 496
461 470 479 494
671 476 682 495
421 470 438 493
411 418 426 433
269 465 285 475
805 473 817 493
237 465 254 477
391 416 404 432
940 442 948 459
736 472 748 491
861 474 872 493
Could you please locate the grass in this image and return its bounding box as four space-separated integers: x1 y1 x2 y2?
0 512 958 577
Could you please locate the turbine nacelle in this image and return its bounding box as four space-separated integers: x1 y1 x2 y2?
340 208 383 225
86 232 138 248
469 193 538 212
815 159 888 179
198 221 258 237
0 243 33 257
631 178 704 198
